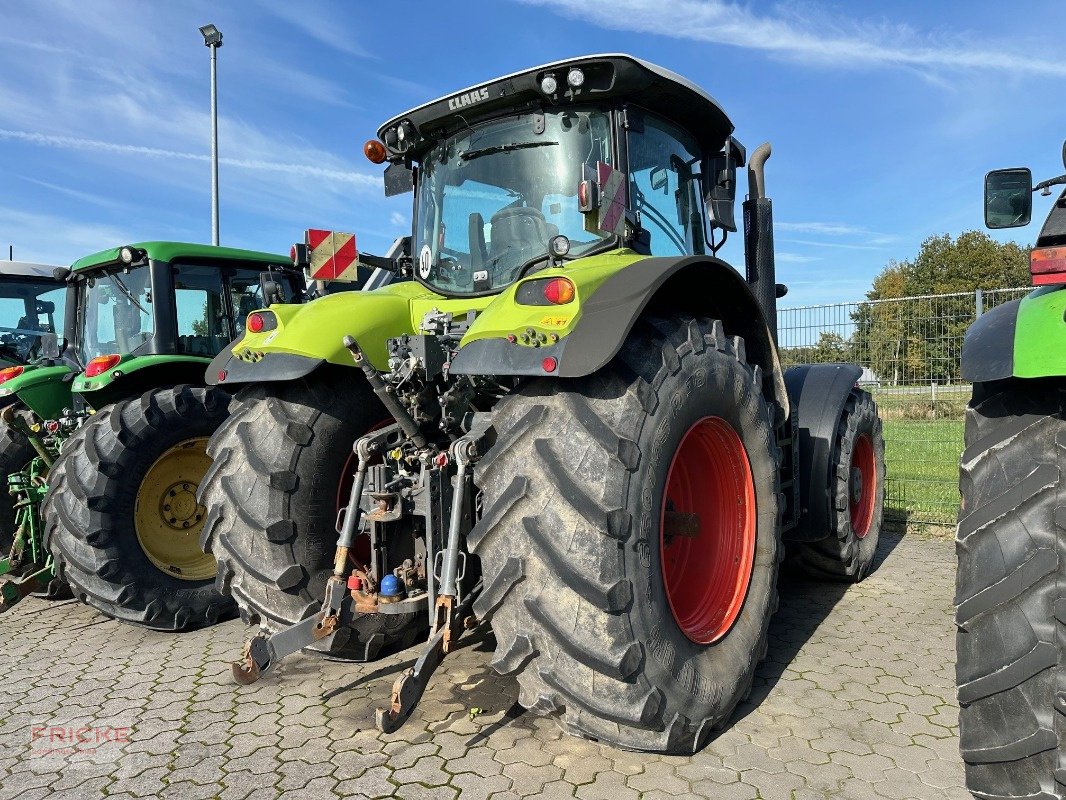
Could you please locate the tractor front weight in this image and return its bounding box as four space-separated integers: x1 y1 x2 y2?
232 356 488 733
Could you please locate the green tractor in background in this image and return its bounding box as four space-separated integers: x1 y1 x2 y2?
1 242 304 628
201 54 886 753
956 145 1066 799
0 260 69 607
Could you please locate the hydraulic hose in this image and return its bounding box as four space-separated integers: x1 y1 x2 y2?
342 335 428 449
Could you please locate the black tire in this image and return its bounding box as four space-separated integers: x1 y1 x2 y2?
199 369 421 660
0 421 37 554
470 317 782 753
956 380 1066 800
43 386 235 631
793 389 885 581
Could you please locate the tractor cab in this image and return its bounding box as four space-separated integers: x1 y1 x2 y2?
372 54 744 297
0 262 66 368
65 242 301 407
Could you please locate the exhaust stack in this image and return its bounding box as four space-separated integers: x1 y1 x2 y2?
743 143 777 343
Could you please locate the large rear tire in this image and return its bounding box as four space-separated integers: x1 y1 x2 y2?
0 421 36 554
956 380 1066 800
43 386 235 631
199 370 421 660
793 388 885 581
471 317 782 753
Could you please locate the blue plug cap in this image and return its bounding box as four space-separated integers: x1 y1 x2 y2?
380 574 403 597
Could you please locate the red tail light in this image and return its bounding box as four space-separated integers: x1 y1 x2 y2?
85 354 121 378
543 278 575 305
1031 247 1066 286
0 365 24 384
247 313 265 333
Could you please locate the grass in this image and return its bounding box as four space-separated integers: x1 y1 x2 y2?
880 417 964 527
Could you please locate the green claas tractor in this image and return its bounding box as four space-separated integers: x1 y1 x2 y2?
0 260 69 607
0 242 304 629
956 144 1066 799
203 55 886 752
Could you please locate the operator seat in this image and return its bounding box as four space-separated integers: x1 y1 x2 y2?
488 207 558 270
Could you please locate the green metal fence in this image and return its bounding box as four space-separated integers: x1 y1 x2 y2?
777 287 1030 526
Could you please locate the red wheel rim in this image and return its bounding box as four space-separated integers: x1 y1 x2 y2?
659 416 756 645
849 433 876 538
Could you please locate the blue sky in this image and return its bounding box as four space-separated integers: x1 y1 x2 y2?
1 0 1063 305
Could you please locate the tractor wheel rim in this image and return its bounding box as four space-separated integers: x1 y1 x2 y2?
659 416 756 645
849 433 877 539
134 436 216 581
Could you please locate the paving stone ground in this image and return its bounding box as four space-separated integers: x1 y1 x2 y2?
0 530 968 800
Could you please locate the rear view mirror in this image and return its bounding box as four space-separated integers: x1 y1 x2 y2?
705 155 738 232
383 163 414 197
984 168 1033 229
39 332 60 360
705 136 745 234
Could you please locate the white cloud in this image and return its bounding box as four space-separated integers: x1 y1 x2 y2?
389 212 407 227
775 252 820 263
517 0 1066 77
0 129 380 188
780 238 889 251
0 206 134 266
775 222 870 236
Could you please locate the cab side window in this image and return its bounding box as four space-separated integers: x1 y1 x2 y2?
172 264 228 357
626 112 707 256
229 269 297 335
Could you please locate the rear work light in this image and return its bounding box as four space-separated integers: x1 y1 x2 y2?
1030 247 1066 286
85 354 121 377
0 365 24 384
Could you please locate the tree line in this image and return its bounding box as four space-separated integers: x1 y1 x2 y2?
780 231 1031 384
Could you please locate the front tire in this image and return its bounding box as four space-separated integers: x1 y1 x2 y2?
199 370 420 660
471 317 782 753
956 380 1066 800
793 389 885 581
43 386 235 631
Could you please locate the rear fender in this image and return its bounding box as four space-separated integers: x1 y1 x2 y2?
962 287 1066 382
784 363 862 542
451 255 789 417
208 284 445 388
0 364 74 420
74 356 212 410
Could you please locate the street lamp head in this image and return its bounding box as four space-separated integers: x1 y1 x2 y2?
199 24 223 47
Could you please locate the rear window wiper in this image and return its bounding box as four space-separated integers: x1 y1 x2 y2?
459 141 558 161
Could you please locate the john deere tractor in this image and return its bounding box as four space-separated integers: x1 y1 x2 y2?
0 260 68 606
956 144 1066 799
203 55 885 752
17 242 305 630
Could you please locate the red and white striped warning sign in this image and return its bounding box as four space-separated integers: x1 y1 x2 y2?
597 162 627 236
306 229 359 282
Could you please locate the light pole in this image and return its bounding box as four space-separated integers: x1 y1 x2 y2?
199 24 223 246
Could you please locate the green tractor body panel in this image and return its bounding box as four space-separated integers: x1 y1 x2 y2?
71 242 290 272
961 286 1066 382
1013 287 1066 377
216 249 649 382
73 354 211 395
1 364 74 420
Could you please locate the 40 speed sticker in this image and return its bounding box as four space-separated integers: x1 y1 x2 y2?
418 245 433 279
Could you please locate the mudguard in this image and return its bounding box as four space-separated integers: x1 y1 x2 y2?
452 254 790 416
784 363 862 543
962 287 1066 382
0 364 74 420
74 354 213 410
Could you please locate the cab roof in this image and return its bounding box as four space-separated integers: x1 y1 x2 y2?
377 53 734 160
0 261 62 280
70 241 291 272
